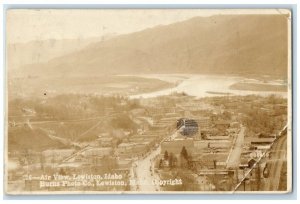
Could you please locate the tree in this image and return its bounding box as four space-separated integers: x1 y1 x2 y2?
180 146 188 160
169 153 174 168
213 159 217 169
173 156 178 168
159 159 163 169
164 150 169 160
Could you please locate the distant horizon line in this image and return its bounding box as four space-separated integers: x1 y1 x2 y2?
7 11 289 44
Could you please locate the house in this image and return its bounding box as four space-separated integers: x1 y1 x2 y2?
115 159 132 174
194 140 230 151
130 108 146 116
250 138 275 145
116 142 149 158
230 122 240 128
96 136 117 147
190 153 228 170
42 149 75 163
209 141 231 149
117 143 135 152
206 135 230 140
257 133 277 139
196 116 212 130
82 147 113 157
76 148 113 165
214 120 231 130
250 138 274 150
161 138 194 155
239 157 250 169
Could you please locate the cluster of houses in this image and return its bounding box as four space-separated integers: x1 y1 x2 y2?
152 97 239 175
8 93 287 192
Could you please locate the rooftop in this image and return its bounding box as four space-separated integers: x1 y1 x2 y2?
214 120 231 125
250 138 275 143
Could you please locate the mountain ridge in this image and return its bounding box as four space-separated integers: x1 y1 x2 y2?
17 14 289 78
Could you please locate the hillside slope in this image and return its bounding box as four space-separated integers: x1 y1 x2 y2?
20 15 289 78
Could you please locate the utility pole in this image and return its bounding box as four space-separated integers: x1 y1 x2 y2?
257 162 261 190
235 168 239 186
243 168 246 191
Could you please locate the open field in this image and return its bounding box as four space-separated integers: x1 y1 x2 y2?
229 82 287 92
7 75 173 100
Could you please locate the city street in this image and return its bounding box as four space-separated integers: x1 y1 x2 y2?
135 147 161 191
134 131 179 191
226 126 245 169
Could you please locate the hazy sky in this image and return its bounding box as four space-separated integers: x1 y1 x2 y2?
6 9 287 44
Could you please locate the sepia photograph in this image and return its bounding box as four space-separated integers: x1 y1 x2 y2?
5 9 292 194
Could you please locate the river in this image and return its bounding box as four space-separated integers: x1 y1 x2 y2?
129 74 287 99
